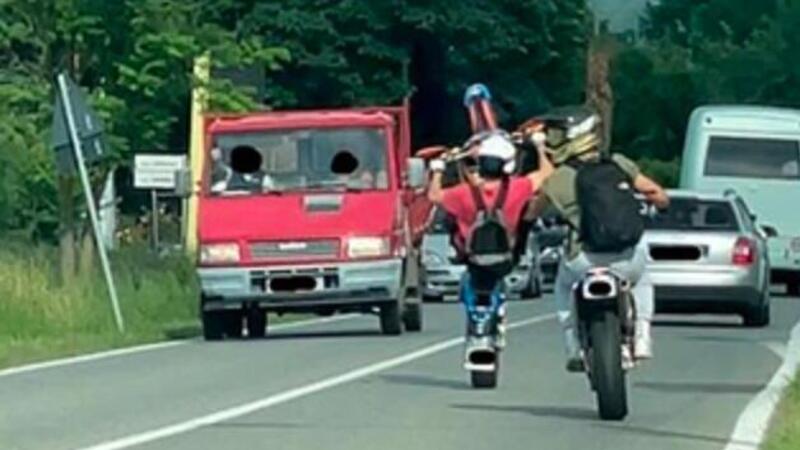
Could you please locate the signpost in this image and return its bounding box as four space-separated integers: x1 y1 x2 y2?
52 73 125 333
134 154 189 251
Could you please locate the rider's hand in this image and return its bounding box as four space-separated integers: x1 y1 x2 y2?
532 131 546 148
429 158 447 173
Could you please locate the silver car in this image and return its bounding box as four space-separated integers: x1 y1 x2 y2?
641 190 771 326
421 208 543 301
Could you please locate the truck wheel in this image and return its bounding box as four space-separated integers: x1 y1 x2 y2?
223 309 243 339
246 305 267 338
202 309 225 341
380 302 403 335
403 302 423 332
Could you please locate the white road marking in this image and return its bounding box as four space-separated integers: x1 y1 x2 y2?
724 319 800 450
763 341 787 359
75 313 557 450
0 314 358 379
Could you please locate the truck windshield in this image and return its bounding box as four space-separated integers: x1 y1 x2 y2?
208 127 389 195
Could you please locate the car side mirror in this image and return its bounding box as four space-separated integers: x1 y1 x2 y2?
407 157 426 189
173 168 192 198
761 225 778 238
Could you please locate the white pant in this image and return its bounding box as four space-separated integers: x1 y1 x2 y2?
554 244 654 341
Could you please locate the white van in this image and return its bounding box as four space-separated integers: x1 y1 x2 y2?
680 105 800 295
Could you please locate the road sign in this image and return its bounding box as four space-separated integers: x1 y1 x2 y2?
52 72 125 333
51 76 107 174
134 154 187 190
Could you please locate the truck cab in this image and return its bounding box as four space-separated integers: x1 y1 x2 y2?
196 106 431 339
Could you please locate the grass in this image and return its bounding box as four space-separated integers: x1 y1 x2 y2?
764 375 800 450
0 243 202 369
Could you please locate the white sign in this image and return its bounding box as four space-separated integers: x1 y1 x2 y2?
134 154 187 189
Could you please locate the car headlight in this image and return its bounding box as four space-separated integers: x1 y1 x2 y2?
347 237 390 258
423 251 446 266
200 243 240 264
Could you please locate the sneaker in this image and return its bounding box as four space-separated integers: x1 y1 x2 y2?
621 345 635 371
634 320 653 360
495 312 507 350
563 327 584 372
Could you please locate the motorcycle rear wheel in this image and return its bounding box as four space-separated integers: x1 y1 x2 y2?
589 311 628 421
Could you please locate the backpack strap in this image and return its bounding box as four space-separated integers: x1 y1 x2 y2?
493 177 510 212
468 183 487 211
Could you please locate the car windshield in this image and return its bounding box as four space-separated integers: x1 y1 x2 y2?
208 127 389 195
704 136 800 180
645 198 740 232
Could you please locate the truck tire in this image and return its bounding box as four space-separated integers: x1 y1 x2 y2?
380 302 402 335
246 305 267 338
223 309 243 339
590 311 628 421
202 309 225 341
403 302 423 332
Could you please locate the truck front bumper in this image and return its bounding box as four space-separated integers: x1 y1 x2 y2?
198 259 403 311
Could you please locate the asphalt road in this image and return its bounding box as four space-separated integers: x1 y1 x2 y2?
1 294 798 450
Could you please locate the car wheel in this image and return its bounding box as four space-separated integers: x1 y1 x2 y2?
743 291 770 328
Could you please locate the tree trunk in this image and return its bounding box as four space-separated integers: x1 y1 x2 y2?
585 36 615 153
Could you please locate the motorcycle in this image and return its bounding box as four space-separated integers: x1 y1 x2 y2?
574 267 637 421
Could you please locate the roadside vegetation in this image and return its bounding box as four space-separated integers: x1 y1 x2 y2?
765 377 800 450
0 242 198 369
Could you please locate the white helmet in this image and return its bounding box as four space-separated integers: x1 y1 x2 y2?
468 131 516 176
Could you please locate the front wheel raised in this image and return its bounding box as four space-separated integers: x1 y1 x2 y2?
589 311 628 421
380 302 403 335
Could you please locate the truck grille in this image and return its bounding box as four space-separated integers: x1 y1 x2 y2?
249 240 339 261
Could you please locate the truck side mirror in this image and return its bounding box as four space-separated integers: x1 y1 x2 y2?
173 168 192 198
761 225 778 239
407 157 426 189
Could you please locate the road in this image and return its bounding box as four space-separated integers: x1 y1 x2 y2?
1 294 798 450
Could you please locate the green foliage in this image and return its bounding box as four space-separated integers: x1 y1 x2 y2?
612 0 800 169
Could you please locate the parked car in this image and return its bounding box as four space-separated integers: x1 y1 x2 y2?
421 207 543 301
641 190 771 326
680 105 800 295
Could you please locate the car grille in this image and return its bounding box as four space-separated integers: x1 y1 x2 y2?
249 240 339 261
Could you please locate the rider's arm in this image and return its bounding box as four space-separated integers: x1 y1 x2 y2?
525 143 554 192
633 174 670 209
427 160 446 205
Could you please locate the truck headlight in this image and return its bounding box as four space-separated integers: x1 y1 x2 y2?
347 237 390 259
200 243 240 264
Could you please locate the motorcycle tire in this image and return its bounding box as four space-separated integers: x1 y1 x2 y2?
470 367 498 389
589 311 628 421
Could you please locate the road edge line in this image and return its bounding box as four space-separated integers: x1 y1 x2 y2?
0 314 359 379
724 318 800 450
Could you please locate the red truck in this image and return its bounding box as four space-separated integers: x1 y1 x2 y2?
196 104 432 339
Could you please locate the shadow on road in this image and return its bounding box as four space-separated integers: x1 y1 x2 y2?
381 374 470 391
595 423 757 447
635 380 763 395
652 319 743 329
261 329 382 341
451 403 596 421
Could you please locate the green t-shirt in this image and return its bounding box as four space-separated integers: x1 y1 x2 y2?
539 153 640 260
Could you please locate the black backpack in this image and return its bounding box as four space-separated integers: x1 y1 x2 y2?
571 157 644 253
465 179 514 276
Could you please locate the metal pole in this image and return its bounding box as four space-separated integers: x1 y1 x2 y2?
57 73 125 333
151 189 159 252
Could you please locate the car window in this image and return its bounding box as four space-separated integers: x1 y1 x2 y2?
704 136 800 180
645 198 740 232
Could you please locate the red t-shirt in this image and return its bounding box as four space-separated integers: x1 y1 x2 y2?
440 177 535 251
